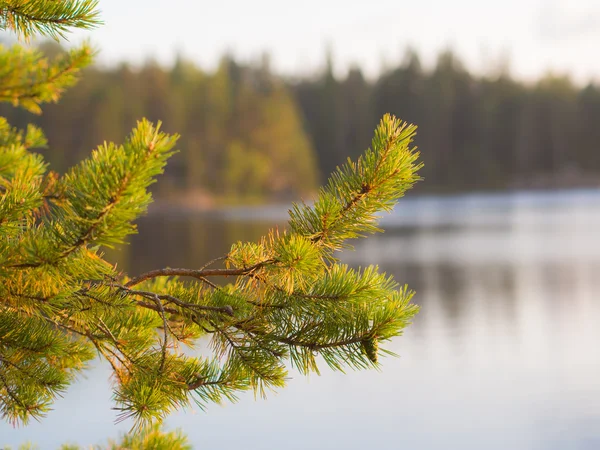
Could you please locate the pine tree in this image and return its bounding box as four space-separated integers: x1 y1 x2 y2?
0 0 422 434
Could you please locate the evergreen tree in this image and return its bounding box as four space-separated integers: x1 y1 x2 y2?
0 0 421 439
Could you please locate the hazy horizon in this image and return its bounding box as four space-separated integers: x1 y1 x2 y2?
56 0 600 83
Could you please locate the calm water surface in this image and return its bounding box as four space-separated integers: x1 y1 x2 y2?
3 190 600 449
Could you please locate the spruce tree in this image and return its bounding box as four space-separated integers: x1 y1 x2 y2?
0 0 422 434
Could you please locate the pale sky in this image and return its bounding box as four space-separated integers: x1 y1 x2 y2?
66 0 600 83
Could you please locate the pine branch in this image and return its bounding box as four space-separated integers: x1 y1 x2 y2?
0 0 101 40
289 114 422 252
0 43 94 113
0 114 422 428
6 120 179 269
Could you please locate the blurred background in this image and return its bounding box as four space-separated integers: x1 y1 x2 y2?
3 0 600 449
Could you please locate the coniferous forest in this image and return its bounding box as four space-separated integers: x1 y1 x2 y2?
2 42 599 202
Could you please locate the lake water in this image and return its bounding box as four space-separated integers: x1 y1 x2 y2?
3 189 600 449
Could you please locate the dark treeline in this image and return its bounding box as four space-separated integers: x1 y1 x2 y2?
3 43 600 201
295 50 600 193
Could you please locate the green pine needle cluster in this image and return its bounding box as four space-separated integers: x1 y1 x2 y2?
0 0 423 434
0 42 94 113
289 117 422 252
0 0 101 40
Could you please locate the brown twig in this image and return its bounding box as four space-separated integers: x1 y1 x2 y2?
124 261 271 288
